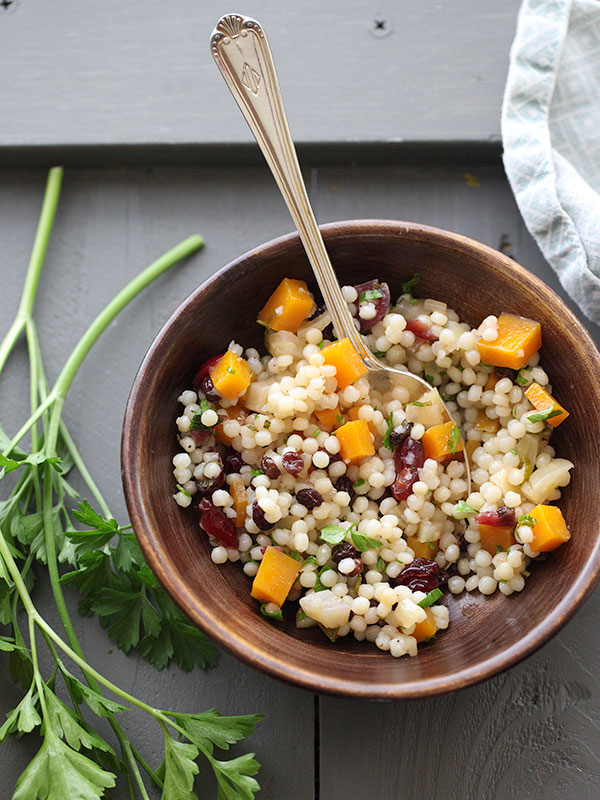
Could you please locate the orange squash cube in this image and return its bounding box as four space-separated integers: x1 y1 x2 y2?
251 546 301 607
210 351 252 400
484 371 499 391
334 419 375 464
314 405 342 428
474 409 500 434
421 421 464 462
477 312 541 370
406 536 438 560
529 504 571 552
524 382 569 428
257 278 314 333
347 406 378 437
412 608 437 643
320 338 368 389
479 524 516 555
230 479 248 527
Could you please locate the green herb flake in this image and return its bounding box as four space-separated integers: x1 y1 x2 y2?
336 415 345 426
312 429 321 438
518 514 536 527
287 550 302 561
175 484 191 498
314 566 330 592
452 500 477 518
406 400 432 407
263 419 271 429
383 411 395 451
373 351 387 358
499 579 507 584
424 373 435 386
409 298 419 305
302 556 318 567
527 407 562 423
297 611 308 624
353 479 366 488
479 362 493 371
189 398 217 431
401 272 421 297
496 545 504 553
446 424 462 454
226 367 236 374
319 525 347 545
260 603 283 621
376 556 385 572
417 588 443 608
515 369 531 386
359 289 384 303
351 531 381 552
251 469 264 477
318 339 326 349
427 540 436 551
509 448 518 455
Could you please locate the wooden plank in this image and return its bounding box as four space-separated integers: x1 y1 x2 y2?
0 0 520 152
0 166 316 799
316 162 600 799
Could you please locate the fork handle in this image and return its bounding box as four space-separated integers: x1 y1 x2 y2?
210 14 369 357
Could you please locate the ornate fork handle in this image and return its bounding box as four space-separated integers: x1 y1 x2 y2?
210 14 368 357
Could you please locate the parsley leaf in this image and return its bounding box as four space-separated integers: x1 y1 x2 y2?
351 531 381 551
359 289 384 303
452 500 477 518
176 483 191 497
312 429 321 437
319 525 347 545
353 479 365 488
417 588 443 608
406 400 432 407
401 273 421 297
518 514 536 527
336 415 345 426
509 448 517 456
158 731 199 800
383 411 395 451
527 407 562 423
515 369 531 386
260 604 283 621
314 566 330 592
171 709 263 755
250 470 263 477
446 425 461 453
190 398 217 431
376 556 385 572
424 373 435 386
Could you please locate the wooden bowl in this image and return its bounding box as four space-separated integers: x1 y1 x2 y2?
122 220 600 698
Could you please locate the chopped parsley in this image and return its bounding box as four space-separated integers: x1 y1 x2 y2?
312 429 321 437
446 424 462 454
251 469 264 477
452 500 477 518
479 362 493 371
319 525 347 545
359 289 384 303
406 400 432 407
527 407 562 423
297 611 308 623
496 545 504 553
318 340 326 349
373 351 387 358
383 411 395 451
509 448 518 455
303 556 318 567
376 556 385 572
351 531 381 552
353 479 365 488
518 514 536 527
314 566 330 592
424 373 435 386
287 550 302 561
260 604 283 621
515 369 531 386
401 272 421 297
226 367 236 374
417 588 442 608
336 415 345 426
263 419 271 429
175 483 191 497
189 398 217 431
427 540 436 551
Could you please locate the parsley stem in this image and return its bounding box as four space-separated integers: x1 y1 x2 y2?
58 419 112 519
122 740 151 800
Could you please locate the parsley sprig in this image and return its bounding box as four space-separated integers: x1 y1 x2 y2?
0 169 263 798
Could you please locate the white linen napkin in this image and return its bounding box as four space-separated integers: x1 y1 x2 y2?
502 0 600 323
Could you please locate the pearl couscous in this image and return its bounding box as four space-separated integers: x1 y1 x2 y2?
172 275 573 657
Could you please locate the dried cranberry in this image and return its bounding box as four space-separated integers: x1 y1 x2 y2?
295 488 323 510
458 533 469 553
198 497 238 548
388 420 413 448
193 354 223 401
261 455 281 480
190 429 211 447
334 476 355 504
282 450 305 476
352 280 391 332
223 452 244 474
494 367 516 380
391 557 448 592
405 319 438 341
252 501 273 531
331 542 361 563
475 506 516 528
391 437 424 501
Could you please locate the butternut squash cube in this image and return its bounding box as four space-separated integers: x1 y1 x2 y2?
529 504 571 552
421 421 464 462
320 338 368 389
251 546 301 607
334 419 375 464
406 535 438 560
477 312 541 370
479 524 516 555
230 478 248 527
257 278 314 332
412 608 437 643
314 405 342 428
524 382 569 428
474 408 500 434
210 351 251 400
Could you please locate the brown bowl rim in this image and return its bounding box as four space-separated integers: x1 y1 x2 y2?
121 219 600 698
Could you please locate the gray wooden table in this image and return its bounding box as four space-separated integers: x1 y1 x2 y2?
1 3 600 799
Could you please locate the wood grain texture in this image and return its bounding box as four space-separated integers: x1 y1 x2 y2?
1 162 599 797
0 0 520 152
